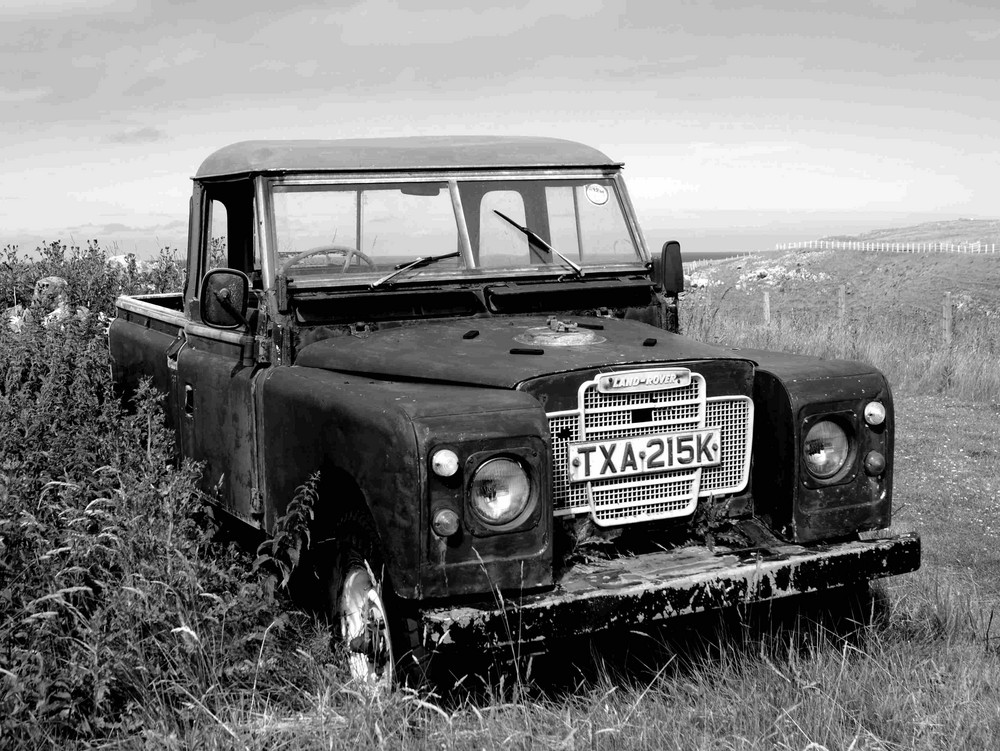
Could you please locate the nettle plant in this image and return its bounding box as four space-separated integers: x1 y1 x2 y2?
1 241 186 315
0 245 323 745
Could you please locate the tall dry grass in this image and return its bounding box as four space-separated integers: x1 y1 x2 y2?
680 288 1000 402
61 571 993 750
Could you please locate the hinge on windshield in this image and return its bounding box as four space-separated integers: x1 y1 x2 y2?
351 322 374 339
255 333 271 365
254 295 271 365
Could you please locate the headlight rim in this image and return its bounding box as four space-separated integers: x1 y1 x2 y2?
801 416 855 481
467 455 533 527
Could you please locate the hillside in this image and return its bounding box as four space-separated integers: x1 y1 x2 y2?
822 218 1000 246
685 247 1000 322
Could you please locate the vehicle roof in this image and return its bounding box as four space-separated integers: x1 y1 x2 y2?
195 136 620 178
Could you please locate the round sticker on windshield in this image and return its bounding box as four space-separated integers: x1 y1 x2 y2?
585 184 609 206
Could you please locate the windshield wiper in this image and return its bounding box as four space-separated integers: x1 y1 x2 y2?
493 210 584 278
369 251 461 289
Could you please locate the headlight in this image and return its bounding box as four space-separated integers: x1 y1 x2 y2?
803 420 850 479
469 457 531 525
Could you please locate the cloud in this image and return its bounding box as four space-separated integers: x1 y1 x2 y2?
0 0 141 19
0 86 51 102
92 219 186 234
121 75 166 97
967 26 1000 41
870 0 919 14
106 126 168 144
324 0 607 47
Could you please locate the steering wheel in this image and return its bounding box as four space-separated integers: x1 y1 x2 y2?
280 245 376 274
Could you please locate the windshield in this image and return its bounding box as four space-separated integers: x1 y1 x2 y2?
270 176 643 284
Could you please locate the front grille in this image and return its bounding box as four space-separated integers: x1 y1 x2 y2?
548 370 753 526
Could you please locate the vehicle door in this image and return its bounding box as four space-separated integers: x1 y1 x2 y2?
175 178 268 528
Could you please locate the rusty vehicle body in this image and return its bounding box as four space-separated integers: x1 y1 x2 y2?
108 136 919 685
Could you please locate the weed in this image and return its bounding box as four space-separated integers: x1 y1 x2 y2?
0 243 300 745
254 472 320 593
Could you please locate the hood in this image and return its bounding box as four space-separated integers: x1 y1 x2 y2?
294 316 746 388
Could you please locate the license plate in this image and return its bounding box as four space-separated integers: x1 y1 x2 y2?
567 429 722 482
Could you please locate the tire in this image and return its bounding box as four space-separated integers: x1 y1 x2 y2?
764 581 891 644
338 549 396 689
305 508 429 690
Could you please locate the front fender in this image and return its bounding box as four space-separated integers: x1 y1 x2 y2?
258 366 550 599
739 348 894 543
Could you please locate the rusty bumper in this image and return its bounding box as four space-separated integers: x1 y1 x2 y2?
421 522 920 649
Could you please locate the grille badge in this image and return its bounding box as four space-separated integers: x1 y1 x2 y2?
597 368 691 394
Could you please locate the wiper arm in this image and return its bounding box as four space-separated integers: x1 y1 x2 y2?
493 210 584 278
369 251 461 289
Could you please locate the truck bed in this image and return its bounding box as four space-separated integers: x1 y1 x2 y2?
110 293 186 402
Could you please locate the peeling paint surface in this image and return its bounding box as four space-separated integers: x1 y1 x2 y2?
421 521 920 648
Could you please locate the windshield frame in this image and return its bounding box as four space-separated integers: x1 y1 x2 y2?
261 168 650 291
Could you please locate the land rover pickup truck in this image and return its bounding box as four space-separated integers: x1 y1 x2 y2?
109 136 919 685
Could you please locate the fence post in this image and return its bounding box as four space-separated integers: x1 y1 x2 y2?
763 291 771 325
838 285 846 322
943 292 952 348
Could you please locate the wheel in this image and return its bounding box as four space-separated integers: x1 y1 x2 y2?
279 245 376 274
761 581 890 645
339 559 396 688
303 510 430 690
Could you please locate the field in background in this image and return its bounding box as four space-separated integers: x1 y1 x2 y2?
1 240 999 748
681 248 1000 402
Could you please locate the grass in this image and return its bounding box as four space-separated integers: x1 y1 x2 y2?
1 241 999 748
681 249 1000 402
60 576 996 750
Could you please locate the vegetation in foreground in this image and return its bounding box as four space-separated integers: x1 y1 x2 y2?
1 241 998 748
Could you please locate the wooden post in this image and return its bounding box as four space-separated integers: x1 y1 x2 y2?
763 291 771 325
943 292 952 348
838 285 846 322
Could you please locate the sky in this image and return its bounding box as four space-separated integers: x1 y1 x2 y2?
2 0 998 256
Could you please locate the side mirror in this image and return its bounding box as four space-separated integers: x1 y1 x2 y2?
653 240 684 295
200 268 250 329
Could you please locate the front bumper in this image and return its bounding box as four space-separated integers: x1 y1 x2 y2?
421 520 920 649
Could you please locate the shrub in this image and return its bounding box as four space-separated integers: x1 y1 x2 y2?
0 248 312 745
1 241 185 317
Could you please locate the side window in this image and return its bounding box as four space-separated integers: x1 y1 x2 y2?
202 179 254 276
208 199 228 270
478 191 528 268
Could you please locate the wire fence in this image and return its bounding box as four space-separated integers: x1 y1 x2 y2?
775 240 998 254
755 287 958 346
